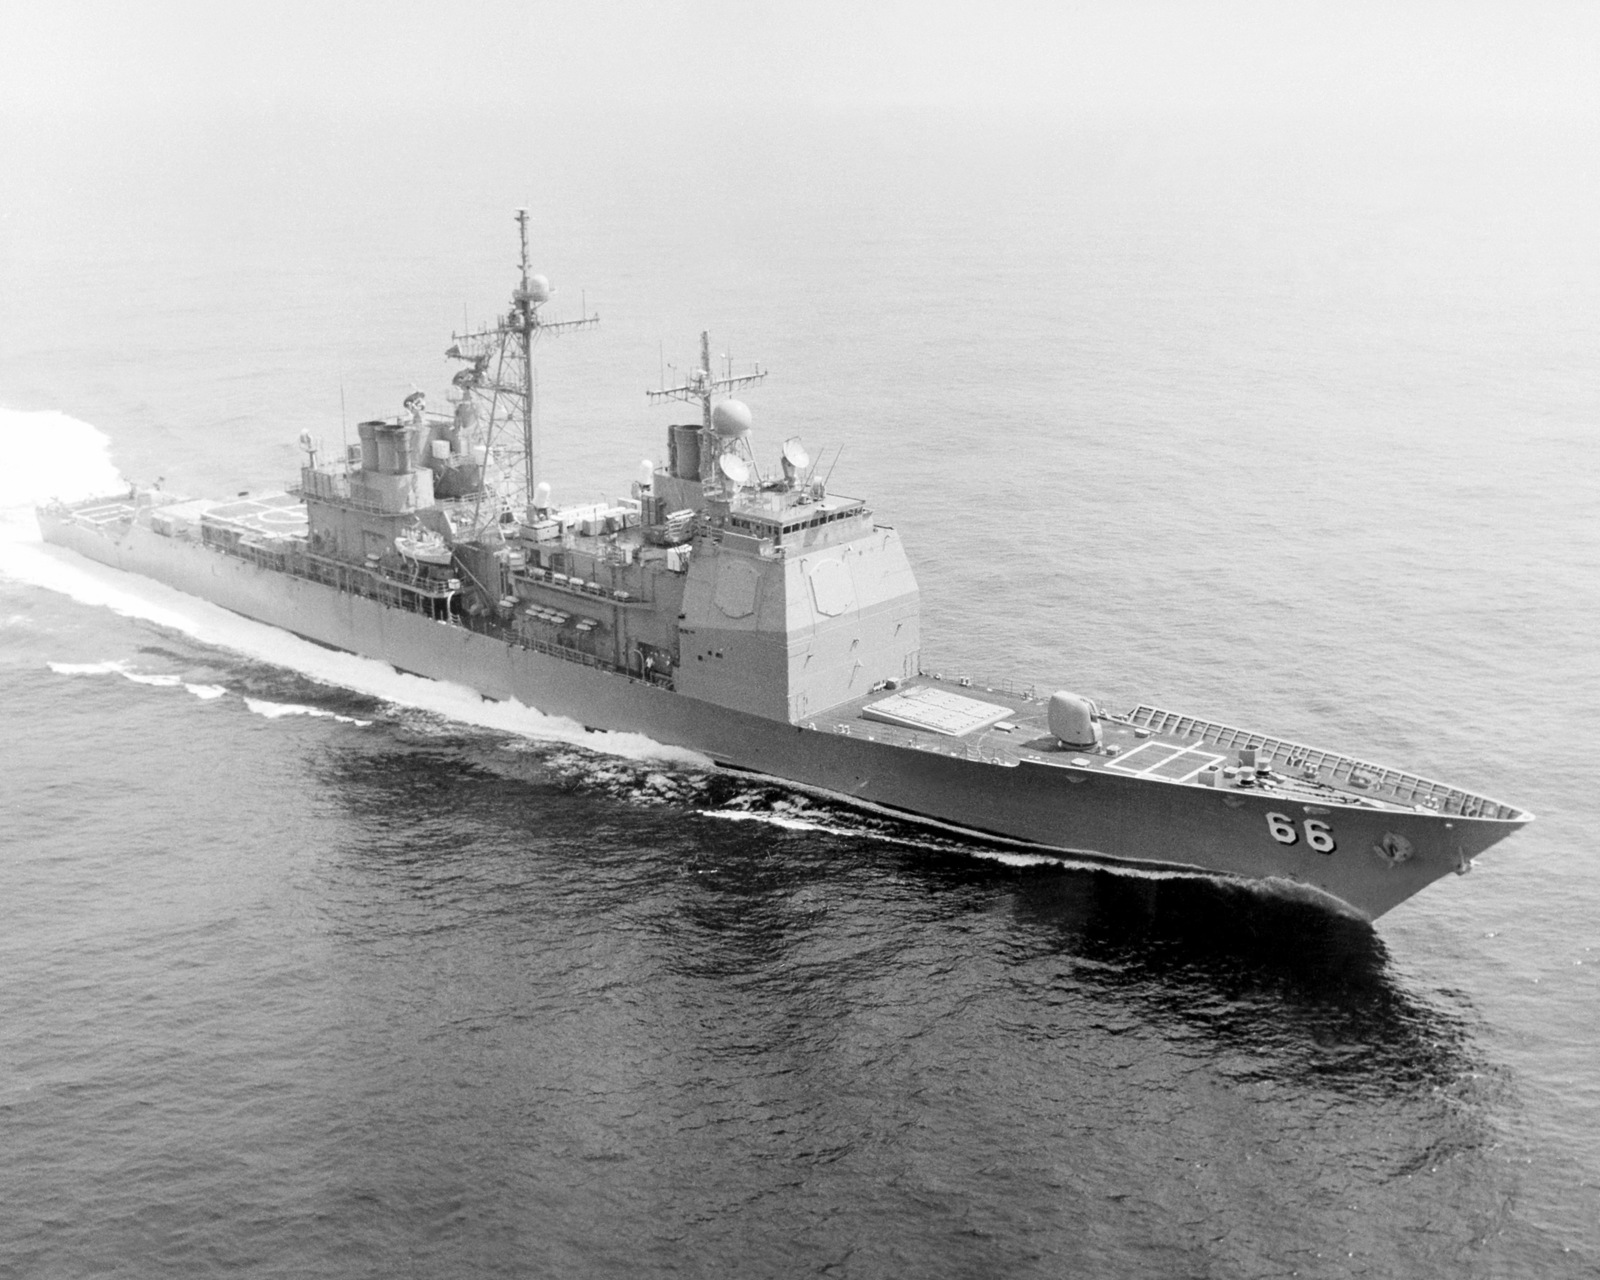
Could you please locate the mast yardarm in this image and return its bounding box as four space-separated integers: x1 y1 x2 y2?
648 331 767 432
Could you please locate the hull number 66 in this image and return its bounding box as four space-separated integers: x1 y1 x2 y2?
1266 812 1336 854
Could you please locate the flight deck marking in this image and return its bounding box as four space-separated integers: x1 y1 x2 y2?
1105 742 1225 782
1103 742 1181 772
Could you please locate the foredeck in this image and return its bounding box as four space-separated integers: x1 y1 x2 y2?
808 674 1526 822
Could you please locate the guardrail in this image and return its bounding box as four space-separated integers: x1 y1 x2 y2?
1126 705 1522 821
918 666 1038 700
219 534 678 690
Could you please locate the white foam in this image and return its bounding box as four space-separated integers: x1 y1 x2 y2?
243 697 371 727
184 683 228 700
701 808 838 834
50 657 192 692
0 408 125 508
123 671 182 687
5 408 707 768
700 802 1064 862
47 659 131 676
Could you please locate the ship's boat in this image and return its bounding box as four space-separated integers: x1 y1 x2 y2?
395 528 453 566
36 211 1532 921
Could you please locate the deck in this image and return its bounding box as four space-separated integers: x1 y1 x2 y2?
809 674 1524 821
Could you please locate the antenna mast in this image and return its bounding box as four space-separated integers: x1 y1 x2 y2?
648 331 767 432
514 210 537 503
445 208 598 517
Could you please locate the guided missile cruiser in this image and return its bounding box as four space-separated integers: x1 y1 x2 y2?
38 211 1532 920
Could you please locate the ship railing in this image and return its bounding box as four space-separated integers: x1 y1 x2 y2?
1125 704 1523 821
454 612 676 692
217 540 455 617
205 531 678 689
287 482 412 518
290 547 455 599
919 667 1038 701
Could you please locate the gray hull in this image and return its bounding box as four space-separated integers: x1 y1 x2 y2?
39 511 1523 920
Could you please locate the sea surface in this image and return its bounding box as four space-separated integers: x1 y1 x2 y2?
1 109 1597 1277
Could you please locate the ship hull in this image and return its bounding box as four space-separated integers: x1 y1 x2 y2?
38 509 1522 920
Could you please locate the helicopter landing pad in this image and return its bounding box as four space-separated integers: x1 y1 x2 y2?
203 492 309 538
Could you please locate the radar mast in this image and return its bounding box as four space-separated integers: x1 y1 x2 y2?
648 331 766 430
445 209 598 519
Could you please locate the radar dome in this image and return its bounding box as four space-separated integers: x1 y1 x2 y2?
711 399 753 438
525 275 551 304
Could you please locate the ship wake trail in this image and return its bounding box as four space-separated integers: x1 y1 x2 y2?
47 658 365 717
3 408 708 768
242 698 373 726
50 658 195 693
507 756 1082 872
698 781 1355 896
542 749 715 806
696 785 1063 868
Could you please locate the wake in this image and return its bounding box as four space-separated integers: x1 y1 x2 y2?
1 406 708 767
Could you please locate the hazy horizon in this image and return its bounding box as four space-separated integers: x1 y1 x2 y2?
5 1 1598 126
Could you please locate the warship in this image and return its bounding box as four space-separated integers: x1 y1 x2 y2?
38 212 1531 920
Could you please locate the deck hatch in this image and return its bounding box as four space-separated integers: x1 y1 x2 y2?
861 686 1012 737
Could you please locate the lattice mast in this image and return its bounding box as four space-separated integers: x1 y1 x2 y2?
445 208 598 516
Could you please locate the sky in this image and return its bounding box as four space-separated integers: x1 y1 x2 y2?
3 1 1598 124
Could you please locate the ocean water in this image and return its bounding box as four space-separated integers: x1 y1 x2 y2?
1 109 1597 1276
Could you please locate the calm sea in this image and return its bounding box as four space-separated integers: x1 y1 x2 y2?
1 109 1597 1277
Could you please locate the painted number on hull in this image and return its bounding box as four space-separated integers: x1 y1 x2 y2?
1266 812 1336 855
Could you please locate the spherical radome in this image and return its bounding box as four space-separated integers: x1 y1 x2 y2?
711 399 753 438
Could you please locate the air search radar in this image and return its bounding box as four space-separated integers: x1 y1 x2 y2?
712 399 753 438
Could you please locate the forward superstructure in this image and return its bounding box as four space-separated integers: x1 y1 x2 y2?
38 212 1532 920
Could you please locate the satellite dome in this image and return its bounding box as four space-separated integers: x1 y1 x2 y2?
711 399 753 438
525 275 551 304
